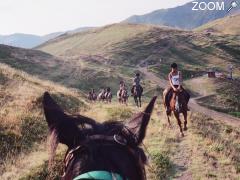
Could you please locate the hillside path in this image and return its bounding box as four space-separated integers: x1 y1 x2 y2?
139 67 240 127
171 132 193 180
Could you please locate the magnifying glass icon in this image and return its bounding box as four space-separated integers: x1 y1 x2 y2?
227 1 239 12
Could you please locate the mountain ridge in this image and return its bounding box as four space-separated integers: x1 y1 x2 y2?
125 0 240 29
0 27 94 49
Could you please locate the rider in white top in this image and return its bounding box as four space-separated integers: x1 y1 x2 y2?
165 63 190 114
171 71 181 86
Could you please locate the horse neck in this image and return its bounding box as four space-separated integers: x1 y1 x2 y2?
134 88 141 97
170 92 177 110
170 92 187 112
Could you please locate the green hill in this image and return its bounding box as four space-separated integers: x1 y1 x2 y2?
38 23 240 79
195 14 240 35
0 44 137 93
1 24 240 94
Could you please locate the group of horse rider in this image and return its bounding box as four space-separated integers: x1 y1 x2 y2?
88 73 144 103
89 63 190 111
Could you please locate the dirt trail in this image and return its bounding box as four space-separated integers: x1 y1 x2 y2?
171 132 193 180
139 67 240 127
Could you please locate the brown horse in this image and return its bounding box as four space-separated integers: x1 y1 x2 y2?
88 90 97 102
42 92 157 180
132 85 143 107
163 89 188 137
97 89 106 102
104 87 112 103
97 88 112 103
117 89 128 105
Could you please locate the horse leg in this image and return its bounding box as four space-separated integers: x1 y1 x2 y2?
167 115 172 128
183 111 188 131
134 97 138 107
139 96 142 107
174 112 184 137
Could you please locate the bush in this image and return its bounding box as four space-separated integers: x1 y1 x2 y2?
150 152 172 179
19 152 64 180
0 115 47 170
20 115 47 150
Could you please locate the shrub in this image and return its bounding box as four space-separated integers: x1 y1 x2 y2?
0 115 47 170
150 152 172 179
19 152 64 180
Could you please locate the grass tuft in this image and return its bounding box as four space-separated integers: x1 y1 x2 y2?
150 152 172 180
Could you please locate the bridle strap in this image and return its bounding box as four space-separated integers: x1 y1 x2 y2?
88 134 114 142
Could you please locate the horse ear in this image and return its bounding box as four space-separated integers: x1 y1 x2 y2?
42 92 85 148
126 96 157 145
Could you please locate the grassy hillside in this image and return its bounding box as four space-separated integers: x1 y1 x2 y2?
1 24 239 95
1 23 240 115
0 43 156 94
0 63 87 178
37 23 240 80
185 77 240 117
195 14 240 35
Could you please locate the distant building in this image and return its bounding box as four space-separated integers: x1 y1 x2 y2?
207 68 216 78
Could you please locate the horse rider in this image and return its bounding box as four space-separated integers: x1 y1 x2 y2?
119 80 126 95
99 88 106 99
131 73 143 94
105 87 111 96
164 63 190 114
91 89 95 95
91 89 97 100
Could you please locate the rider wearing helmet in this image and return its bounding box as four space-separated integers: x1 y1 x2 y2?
164 63 190 114
134 73 141 86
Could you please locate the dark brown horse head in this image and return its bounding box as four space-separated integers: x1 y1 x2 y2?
43 92 157 180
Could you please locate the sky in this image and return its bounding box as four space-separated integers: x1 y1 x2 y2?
0 0 191 36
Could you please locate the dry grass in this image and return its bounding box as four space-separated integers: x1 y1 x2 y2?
3 95 239 180
0 63 87 178
195 14 240 35
184 76 216 97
